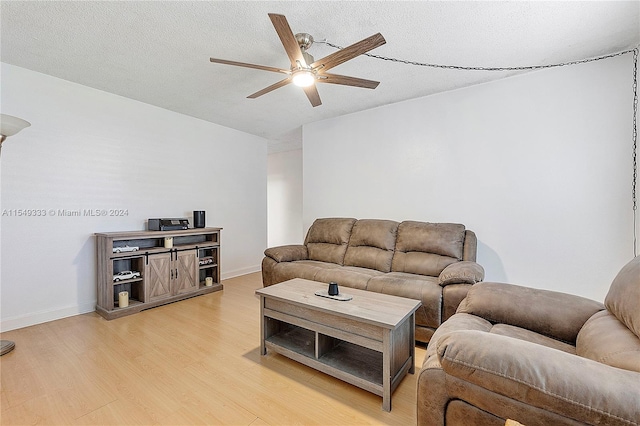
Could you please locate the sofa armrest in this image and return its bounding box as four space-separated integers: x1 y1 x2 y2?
438 261 484 286
264 245 308 262
436 330 640 425
457 282 604 343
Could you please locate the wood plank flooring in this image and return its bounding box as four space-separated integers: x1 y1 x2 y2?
0 272 426 425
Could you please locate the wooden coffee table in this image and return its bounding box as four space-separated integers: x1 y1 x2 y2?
256 278 421 411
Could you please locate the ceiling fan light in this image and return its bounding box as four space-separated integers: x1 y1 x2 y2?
292 70 315 87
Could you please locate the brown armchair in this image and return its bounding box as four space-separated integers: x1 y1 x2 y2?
417 256 640 426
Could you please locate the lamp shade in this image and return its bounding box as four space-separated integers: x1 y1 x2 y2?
0 114 31 137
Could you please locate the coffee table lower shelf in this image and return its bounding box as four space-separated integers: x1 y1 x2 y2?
256 279 420 412
262 317 413 411
266 324 390 394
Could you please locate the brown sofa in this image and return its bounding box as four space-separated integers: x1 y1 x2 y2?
417 255 640 426
261 218 485 343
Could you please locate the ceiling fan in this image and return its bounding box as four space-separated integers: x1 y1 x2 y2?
209 13 386 107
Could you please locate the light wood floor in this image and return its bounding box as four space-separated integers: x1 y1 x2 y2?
0 272 426 425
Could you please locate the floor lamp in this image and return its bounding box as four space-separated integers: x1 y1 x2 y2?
0 114 31 356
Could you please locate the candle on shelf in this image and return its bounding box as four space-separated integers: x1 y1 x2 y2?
164 237 173 248
119 291 129 308
205 277 213 287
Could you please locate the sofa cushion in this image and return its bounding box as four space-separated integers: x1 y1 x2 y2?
305 218 356 265
392 222 466 276
270 260 341 284
313 265 383 290
457 282 604 345
604 255 640 338
576 310 640 372
343 219 398 272
367 272 442 329
489 324 576 355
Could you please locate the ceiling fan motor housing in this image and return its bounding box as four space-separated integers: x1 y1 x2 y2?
295 33 314 51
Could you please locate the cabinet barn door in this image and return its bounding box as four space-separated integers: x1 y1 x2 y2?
175 250 198 295
146 253 172 301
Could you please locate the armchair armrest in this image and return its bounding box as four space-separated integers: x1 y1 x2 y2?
438 261 484 286
436 330 640 425
264 245 308 262
457 282 604 343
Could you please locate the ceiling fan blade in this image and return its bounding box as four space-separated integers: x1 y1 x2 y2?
209 58 289 74
268 13 307 68
302 84 322 107
311 33 386 72
317 73 380 89
247 78 292 99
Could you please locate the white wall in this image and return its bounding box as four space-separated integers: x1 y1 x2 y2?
303 54 637 302
1 63 267 331
267 149 303 247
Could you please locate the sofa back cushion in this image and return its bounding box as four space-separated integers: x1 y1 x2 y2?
604 255 640 338
576 256 640 372
344 219 399 272
304 218 356 265
392 221 466 276
576 310 640 372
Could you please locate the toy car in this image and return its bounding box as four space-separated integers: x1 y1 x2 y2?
113 271 141 281
199 257 214 266
113 245 139 253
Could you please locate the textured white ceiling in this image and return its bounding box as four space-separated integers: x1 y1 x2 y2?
1 1 639 152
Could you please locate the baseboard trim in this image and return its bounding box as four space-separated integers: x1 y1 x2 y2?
0 301 96 332
1 265 263 332
221 264 261 280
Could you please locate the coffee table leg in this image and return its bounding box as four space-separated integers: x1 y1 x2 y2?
409 313 415 374
259 296 266 355
382 329 391 411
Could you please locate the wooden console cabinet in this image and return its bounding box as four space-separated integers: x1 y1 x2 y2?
95 227 222 320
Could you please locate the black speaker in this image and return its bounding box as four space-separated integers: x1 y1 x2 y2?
193 211 205 228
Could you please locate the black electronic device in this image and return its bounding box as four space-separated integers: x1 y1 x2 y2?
148 218 189 231
193 211 205 228
328 282 339 296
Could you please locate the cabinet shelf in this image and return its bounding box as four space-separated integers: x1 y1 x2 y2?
199 281 224 290
110 243 219 259
96 227 221 240
112 277 142 286
96 228 222 320
115 299 144 310
199 263 218 270
111 253 145 260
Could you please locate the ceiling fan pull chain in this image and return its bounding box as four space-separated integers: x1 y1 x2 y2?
321 39 638 72
632 48 638 257
320 38 640 257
